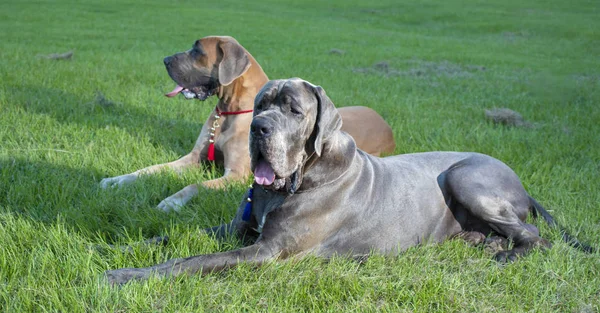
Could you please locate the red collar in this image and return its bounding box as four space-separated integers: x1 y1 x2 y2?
216 107 254 115
207 106 253 161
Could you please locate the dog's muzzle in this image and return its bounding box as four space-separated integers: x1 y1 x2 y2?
165 85 217 101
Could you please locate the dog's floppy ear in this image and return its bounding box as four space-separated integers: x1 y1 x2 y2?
306 82 342 157
218 38 251 86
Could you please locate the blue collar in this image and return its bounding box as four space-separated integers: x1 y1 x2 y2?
242 188 253 222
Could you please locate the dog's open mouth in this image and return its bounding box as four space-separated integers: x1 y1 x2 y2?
253 155 302 194
165 85 215 100
254 158 276 186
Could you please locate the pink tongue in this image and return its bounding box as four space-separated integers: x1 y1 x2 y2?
165 85 184 97
254 159 276 186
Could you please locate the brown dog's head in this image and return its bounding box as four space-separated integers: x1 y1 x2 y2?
163 36 251 100
249 78 342 194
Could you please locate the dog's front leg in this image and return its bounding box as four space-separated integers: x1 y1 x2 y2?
100 110 219 189
156 116 252 212
200 133 253 190
104 243 276 285
100 152 200 188
156 183 200 212
156 162 249 212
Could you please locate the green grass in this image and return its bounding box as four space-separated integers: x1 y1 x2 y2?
1 0 599 311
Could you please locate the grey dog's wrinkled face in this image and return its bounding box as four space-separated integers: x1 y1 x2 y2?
163 40 219 101
250 79 320 193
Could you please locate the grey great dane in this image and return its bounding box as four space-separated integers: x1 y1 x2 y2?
105 78 593 284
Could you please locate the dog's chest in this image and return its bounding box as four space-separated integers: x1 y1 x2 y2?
248 186 286 233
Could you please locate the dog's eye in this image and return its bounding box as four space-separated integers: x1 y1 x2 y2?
290 106 302 115
255 101 266 111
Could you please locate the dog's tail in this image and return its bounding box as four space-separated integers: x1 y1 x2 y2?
529 196 595 253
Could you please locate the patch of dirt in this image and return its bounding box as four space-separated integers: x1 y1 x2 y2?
360 9 383 14
484 108 532 128
37 50 74 60
328 48 345 55
465 65 487 71
353 59 486 78
372 61 390 71
573 73 600 83
352 61 401 77
502 31 531 42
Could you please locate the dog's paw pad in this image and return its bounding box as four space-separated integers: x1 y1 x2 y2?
493 250 519 263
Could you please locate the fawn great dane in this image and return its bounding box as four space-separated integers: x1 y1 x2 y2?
100 36 395 212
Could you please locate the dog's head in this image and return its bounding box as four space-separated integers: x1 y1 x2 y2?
250 78 342 194
163 36 251 100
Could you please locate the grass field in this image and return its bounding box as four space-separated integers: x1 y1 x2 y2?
1 0 599 311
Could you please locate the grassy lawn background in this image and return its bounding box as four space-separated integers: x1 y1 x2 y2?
1 0 599 311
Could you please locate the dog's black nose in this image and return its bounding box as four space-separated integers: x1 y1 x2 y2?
251 118 273 138
163 56 173 66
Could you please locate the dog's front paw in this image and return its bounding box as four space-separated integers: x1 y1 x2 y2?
493 250 519 263
104 268 150 285
157 186 197 212
157 196 185 213
100 174 136 188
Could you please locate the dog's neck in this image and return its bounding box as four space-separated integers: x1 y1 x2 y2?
216 54 269 113
297 131 357 193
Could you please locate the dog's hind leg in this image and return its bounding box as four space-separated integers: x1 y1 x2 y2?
444 156 551 262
